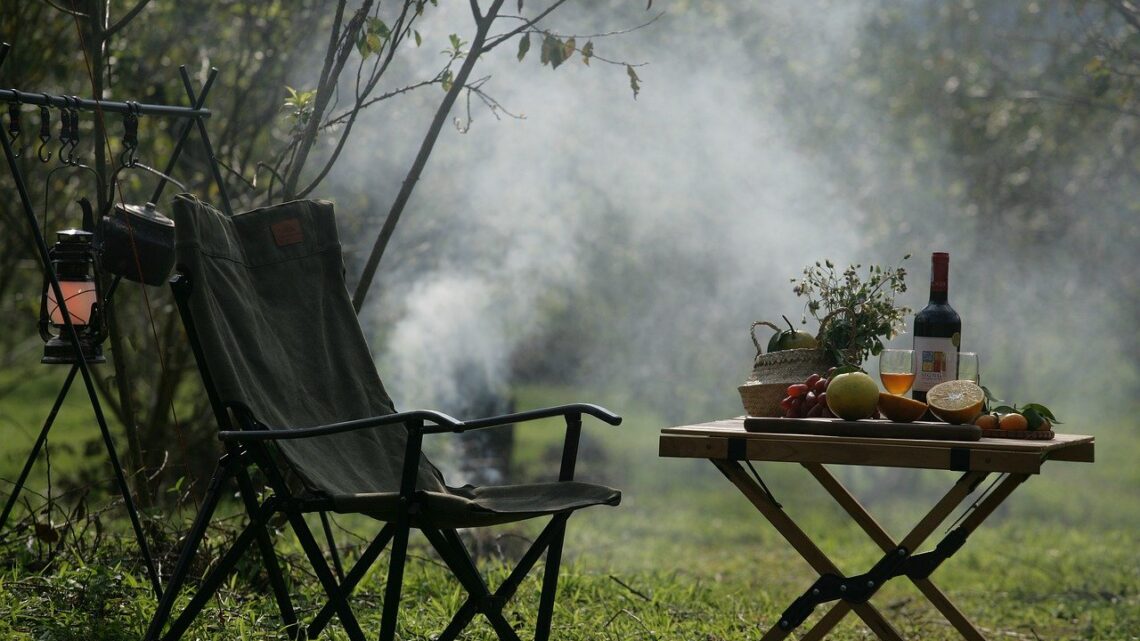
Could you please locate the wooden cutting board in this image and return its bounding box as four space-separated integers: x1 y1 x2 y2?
743 417 982 441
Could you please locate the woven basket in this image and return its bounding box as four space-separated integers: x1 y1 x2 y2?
740 321 837 417
738 382 788 417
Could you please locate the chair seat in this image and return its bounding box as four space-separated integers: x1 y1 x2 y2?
332 481 621 528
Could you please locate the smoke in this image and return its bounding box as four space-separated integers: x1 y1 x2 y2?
330 2 877 421
317 1 1137 516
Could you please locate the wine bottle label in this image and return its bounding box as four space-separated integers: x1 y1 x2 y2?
912 336 959 392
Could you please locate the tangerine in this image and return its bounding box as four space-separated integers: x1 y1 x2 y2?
999 412 1028 431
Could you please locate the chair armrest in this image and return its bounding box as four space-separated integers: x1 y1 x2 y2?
420 403 622 434
217 409 462 442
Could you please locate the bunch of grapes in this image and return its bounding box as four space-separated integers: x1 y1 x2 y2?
780 369 836 418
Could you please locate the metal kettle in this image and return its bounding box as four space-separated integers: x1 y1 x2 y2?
94 199 176 286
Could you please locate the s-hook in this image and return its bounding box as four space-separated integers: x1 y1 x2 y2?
120 100 139 167
56 96 72 164
7 96 20 158
37 96 52 162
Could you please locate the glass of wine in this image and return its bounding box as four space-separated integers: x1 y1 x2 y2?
957 352 980 385
879 349 916 395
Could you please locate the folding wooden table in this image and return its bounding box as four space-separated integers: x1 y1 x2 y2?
658 418 1095 641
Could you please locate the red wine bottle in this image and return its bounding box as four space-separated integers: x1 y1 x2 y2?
912 252 961 403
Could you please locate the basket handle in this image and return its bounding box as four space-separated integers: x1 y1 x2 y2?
750 320 782 356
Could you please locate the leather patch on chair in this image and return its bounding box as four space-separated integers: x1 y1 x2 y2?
271 218 304 246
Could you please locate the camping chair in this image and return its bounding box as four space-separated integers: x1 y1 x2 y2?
143 195 622 641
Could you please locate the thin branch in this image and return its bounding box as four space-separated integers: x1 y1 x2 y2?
104 0 152 38
353 0 508 311
482 0 570 52
34 0 89 18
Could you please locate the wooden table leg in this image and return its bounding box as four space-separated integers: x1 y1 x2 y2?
805 464 1029 641
714 460 904 641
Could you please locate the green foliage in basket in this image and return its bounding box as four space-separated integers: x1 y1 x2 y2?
791 257 912 367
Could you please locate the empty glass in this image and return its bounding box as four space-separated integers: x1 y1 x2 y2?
957 352 980 385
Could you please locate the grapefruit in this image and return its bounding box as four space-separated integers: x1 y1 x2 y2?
926 380 985 424
826 372 880 420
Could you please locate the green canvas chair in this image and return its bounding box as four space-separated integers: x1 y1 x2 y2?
143 195 622 641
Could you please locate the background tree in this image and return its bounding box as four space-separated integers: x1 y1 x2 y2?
0 0 648 502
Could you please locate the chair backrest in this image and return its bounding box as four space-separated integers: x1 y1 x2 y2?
172 195 445 497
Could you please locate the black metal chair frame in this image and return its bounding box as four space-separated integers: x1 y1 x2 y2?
144 272 621 641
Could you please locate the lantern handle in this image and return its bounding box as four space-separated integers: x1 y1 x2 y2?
41 157 101 236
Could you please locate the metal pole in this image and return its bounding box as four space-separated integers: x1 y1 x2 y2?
0 366 78 533
0 113 163 600
0 88 211 119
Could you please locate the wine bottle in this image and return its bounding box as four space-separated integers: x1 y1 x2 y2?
912 252 961 403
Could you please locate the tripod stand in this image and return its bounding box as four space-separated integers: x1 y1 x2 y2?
0 41 232 599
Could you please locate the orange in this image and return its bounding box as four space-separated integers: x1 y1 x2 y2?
926 380 985 425
878 393 928 423
999 413 1028 431
974 414 998 430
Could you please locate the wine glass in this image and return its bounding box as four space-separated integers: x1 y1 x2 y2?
878 349 916 395
957 352 980 385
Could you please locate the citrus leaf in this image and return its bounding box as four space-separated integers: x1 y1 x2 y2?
1022 406 1047 430
1021 403 1061 423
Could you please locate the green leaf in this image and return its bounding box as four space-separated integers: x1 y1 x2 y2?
449 33 462 51
542 33 565 69
518 0 524 10
414 30 422 47
1021 407 1047 430
1021 403 1061 423
441 69 453 92
517 33 530 62
581 40 594 66
627 64 641 99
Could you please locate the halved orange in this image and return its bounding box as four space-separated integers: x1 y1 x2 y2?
878 393 927 423
926 380 985 424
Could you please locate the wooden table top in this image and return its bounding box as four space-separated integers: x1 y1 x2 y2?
660 418 1095 475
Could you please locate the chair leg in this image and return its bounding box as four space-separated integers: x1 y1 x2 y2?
378 519 412 641
425 528 522 641
287 511 368 641
307 523 396 639
235 467 299 639
534 518 569 641
161 504 276 641
142 456 233 641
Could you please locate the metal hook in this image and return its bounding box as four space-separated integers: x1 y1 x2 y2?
37 98 52 162
57 96 72 165
67 97 80 166
120 100 139 167
7 98 21 158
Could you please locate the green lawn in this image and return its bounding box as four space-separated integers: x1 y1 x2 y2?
0 380 1136 639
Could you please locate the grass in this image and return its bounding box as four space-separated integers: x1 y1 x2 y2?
0 379 1137 639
